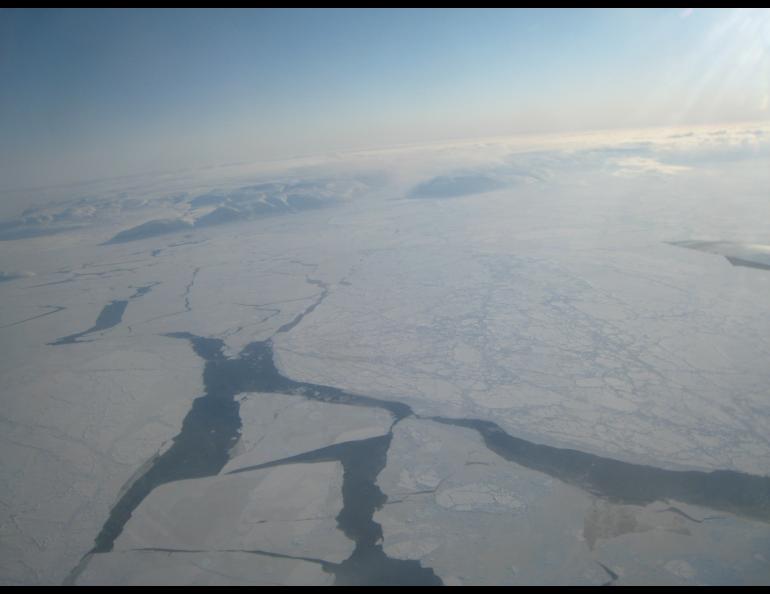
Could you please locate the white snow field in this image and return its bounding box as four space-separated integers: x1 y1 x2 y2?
1 125 769 585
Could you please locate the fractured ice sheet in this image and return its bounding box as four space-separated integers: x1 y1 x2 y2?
112 462 352 564
223 393 394 472
0 335 205 585
375 419 770 586
589 500 770 586
2 124 770 584
374 418 603 586
76 550 332 586
277 234 770 474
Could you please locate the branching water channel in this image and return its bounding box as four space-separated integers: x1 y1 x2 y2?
63 276 770 585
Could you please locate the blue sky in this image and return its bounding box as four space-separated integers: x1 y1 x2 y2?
1 8 768 189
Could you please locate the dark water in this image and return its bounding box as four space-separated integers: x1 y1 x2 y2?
229 432 442 585
48 300 128 345
90 335 238 554
275 278 328 334
69 332 436 585
430 416 770 522
72 328 770 585
48 283 158 345
130 282 160 299
66 284 770 584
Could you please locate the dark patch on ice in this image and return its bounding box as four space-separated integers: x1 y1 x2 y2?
75 268 138 278
26 266 136 289
67 286 411 580
194 206 242 227
86 334 236 556
174 335 413 420
657 506 722 524
597 561 619 586
69 325 418 584
0 305 66 329
130 546 334 570
228 433 442 585
0 272 29 283
275 278 328 334
410 174 505 199
106 219 193 244
68 274 770 586
130 282 160 299
48 300 129 345
168 238 208 249
82 259 149 269
183 268 200 312
26 277 76 288
49 283 157 345
189 191 227 209
429 416 770 522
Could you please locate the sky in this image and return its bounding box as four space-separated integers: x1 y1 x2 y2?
1 8 768 190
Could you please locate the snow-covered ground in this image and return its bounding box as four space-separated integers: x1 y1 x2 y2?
1 124 769 585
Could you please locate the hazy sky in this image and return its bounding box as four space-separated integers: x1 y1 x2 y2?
1 8 768 190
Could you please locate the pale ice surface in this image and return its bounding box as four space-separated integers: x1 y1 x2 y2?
222 393 393 473
77 550 333 586
115 462 351 563
375 419 770 586
1 124 769 584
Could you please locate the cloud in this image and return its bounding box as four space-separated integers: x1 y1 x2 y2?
3 122 769 245
611 156 690 177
